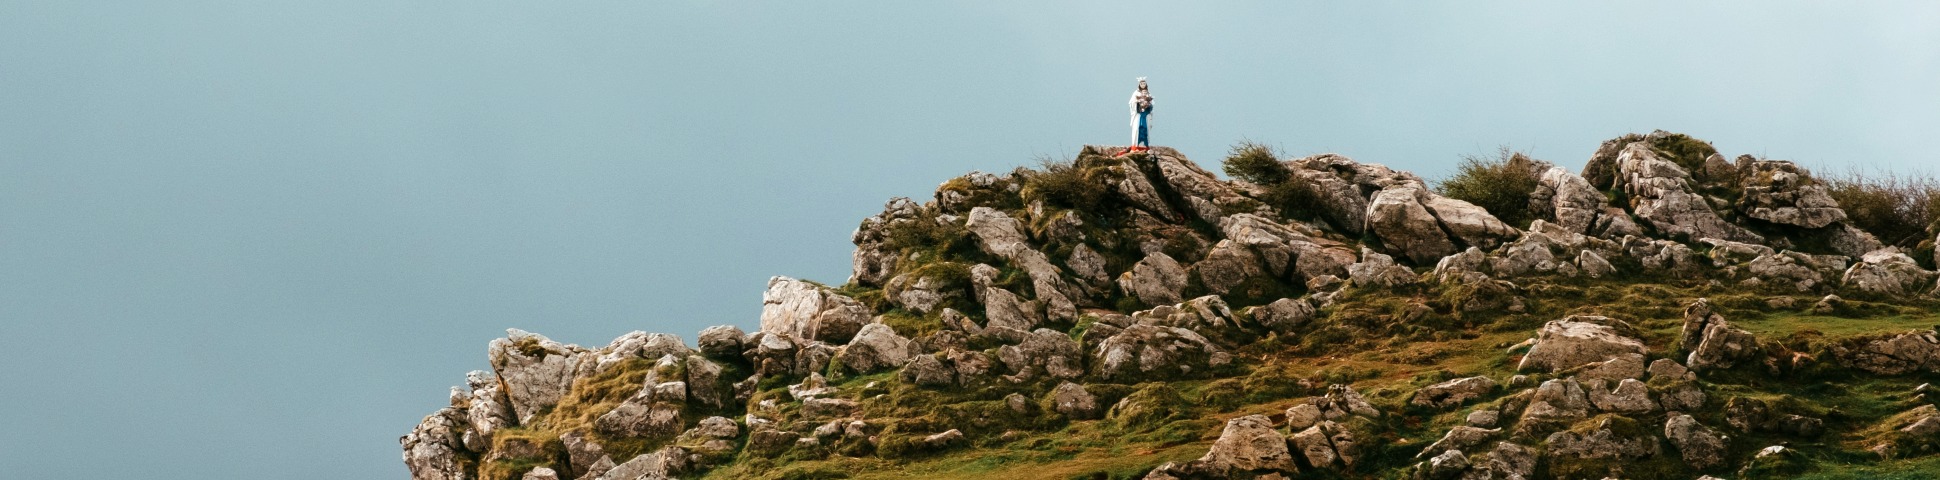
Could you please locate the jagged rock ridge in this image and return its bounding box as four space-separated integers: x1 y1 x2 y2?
407 133 1940 480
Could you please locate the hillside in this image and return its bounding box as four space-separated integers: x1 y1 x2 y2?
404 132 1940 480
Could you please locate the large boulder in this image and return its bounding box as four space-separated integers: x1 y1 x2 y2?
1192 240 1266 295
1665 414 1728 470
1117 252 1189 306
997 328 1086 381
1517 318 1646 373
971 263 1044 332
965 207 1080 320
1216 213 1356 282
1199 414 1299 474
1048 381 1101 420
1735 159 1845 229
1843 249 1938 297
1348 247 1419 287
1420 195 1520 250
459 371 513 452
1838 329 1940 375
1609 142 1762 244
1244 297 1316 334
760 276 871 344
696 325 745 360
1095 324 1231 381
489 329 593 424
837 323 917 374
401 408 470 480
1681 299 1762 371
1366 185 1459 263
1542 415 1663 476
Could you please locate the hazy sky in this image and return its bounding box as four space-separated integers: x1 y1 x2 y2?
3 2 1937 478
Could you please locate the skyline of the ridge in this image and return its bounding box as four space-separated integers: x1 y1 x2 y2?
4 2 1939 478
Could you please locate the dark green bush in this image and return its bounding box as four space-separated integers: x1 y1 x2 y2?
1823 169 1940 247
1436 147 1541 228
1219 141 1325 222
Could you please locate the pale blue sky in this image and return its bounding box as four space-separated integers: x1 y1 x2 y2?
2 2 1936 478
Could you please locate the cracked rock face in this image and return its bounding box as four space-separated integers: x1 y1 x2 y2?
1736 159 1846 229
1199 414 1298 474
1517 318 1646 373
1610 142 1762 244
1117 252 1189 306
1843 249 1938 297
490 329 593 424
1840 329 1940 375
1095 324 1229 381
1665 414 1728 470
836 323 917 374
402 408 470 480
1366 184 1459 264
1411 376 1497 409
760 276 871 344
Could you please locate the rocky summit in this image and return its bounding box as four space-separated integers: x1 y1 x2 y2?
406 132 1940 479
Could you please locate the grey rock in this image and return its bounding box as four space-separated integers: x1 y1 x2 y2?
1193 239 1266 295
1542 416 1662 464
520 468 558 480
966 207 1079 321
999 328 1086 381
1517 318 1647 373
1466 410 1499 428
1609 142 1762 243
1349 247 1419 287
837 323 917 373
1246 297 1316 334
402 408 469 480
760 276 871 343
1421 194 1520 251
1411 376 1498 409
1682 299 1761 371
972 263 1044 332
1843 249 1938 297
1839 329 1940 375
1736 160 1846 228
1199 414 1299 474
489 329 593 424
1367 184 1459 263
560 430 609 479
1577 250 1616 278
1286 403 1323 431
1118 252 1189 307
696 325 745 360
595 446 692 480
1417 426 1499 459
1587 378 1658 413
1665 414 1728 470
1095 324 1230 381
1648 358 1695 381
1050 381 1101 419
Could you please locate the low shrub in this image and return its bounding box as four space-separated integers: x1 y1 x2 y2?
1436 147 1540 228
1823 169 1940 248
1023 155 1118 212
1219 141 1325 222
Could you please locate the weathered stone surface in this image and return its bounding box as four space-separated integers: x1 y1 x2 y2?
1291 423 1342 469
1571 352 1647 382
1587 378 1658 414
1532 164 1615 235
595 446 692 480
1577 250 1616 278
1609 142 1762 243
1349 247 1419 287
520 467 558 480
560 430 609 479
1416 426 1499 459
999 328 1086 381
849 197 921 286
1517 318 1646 373
490 329 593 424
1682 299 1761 372
1199 414 1298 474
1367 185 1459 263
1843 249 1938 297
684 355 730 409
696 325 745 360
1665 414 1728 470
1736 160 1845 228
1421 450 1468 479
1648 358 1695 381
760 276 871 344
1095 324 1229 381
1245 297 1316 334
1193 239 1265 295
595 399 682 440
965 207 1079 320
1411 376 1497 409
1286 403 1323 431
1839 329 1940 375
1315 384 1382 420
1421 194 1520 250
594 332 694 374
969 263 1044 332
458 371 512 452
1542 416 1663 468
402 408 469 480
837 323 917 373
1049 381 1101 419
1118 252 1189 307
899 353 956 387
885 273 958 315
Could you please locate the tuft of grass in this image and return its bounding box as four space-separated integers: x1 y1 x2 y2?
1436 147 1541 228
1021 155 1121 213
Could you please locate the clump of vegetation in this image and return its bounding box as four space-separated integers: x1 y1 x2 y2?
1436 146 1541 228
1021 155 1119 213
1220 141 1323 222
1823 169 1940 249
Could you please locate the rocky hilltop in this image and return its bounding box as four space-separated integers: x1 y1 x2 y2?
406 131 1940 479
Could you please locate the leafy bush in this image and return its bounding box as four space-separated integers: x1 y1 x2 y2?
1823 169 1940 247
1436 147 1541 228
1219 141 1324 222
